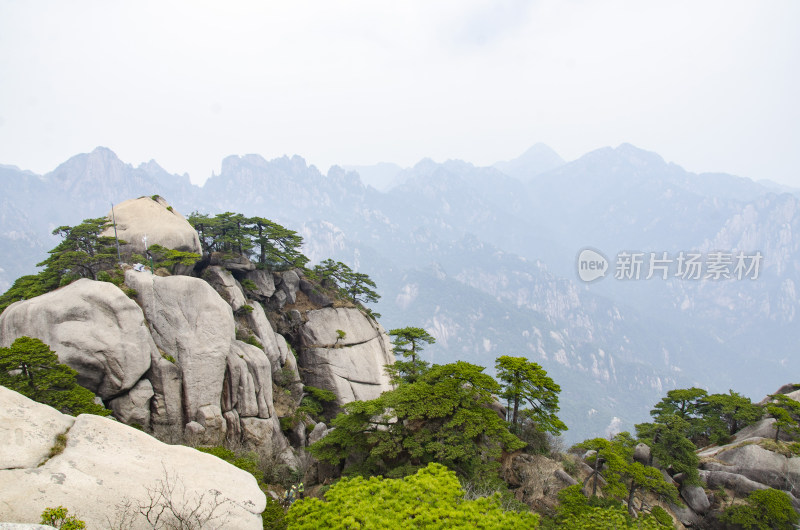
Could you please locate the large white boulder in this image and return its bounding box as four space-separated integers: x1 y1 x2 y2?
0 387 265 529
105 196 202 254
203 266 247 311
0 279 154 399
0 385 75 469
298 308 394 406
702 442 800 490
125 270 233 442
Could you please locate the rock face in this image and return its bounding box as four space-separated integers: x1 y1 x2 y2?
0 387 265 529
125 270 234 444
0 279 154 399
680 484 710 514
105 196 202 254
703 443 800 490
0 385 75 470
204 266 247 311
298 308 395 406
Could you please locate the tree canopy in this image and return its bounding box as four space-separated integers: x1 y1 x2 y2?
309 361 525 479
0 336 110 416
386 327 436 384
495 355 566 437
187 211 308 269
574 434 678 516
312 259 381 307
719 488 799 530
286 463 540 529
1 217 122 313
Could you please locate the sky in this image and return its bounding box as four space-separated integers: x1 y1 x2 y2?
1 1 798 187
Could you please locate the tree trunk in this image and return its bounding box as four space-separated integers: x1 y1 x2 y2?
512 396 519 430
627 480 637 516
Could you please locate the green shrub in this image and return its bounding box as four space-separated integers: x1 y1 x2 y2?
241 279 259 291
720 488 798 529
286 463 540 529
650 506 674 528
237 304 254 315
40 506 86 529
1 337 110 417
243 334 263 349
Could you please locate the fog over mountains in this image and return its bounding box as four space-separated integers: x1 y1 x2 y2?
2 144 798 442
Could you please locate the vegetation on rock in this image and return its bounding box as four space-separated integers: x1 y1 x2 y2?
309 360 527 479
719 488 799 530
0 336 110 416
286 462 540 529
188 211 308 269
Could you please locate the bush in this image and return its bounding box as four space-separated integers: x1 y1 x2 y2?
241 279 259 291
286 463 540 528
720 488 798 529
1 337 110 417
40 506 86 529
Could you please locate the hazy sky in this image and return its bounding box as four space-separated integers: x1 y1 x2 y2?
1 1 798 187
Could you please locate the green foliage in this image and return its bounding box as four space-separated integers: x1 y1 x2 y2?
1 217 121 313
195 446 261 477
313 259 380 305
766 394 800 442
0 336 110 416
636 415 699 485
147 243 200 269
649 506 673 528
262 497 287 530
310 361 525 479
40 505 86 529
237 304 255 315
648 387 763 446
544 485 670 529
0 274 48 314
651 387 708 421
39 217 121 287
49 432 68 459
574 434 678 515
385 326 436 384
495 355 567 437
699 391 763 444
240 333 263 349
719 488 799 529
188 212 308 269
335 329 346 341
241 279 259 291
286 462 539 529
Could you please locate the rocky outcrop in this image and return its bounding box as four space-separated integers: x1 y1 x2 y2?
0 279 154 399
680 484 710 515
298 308 395 406
203 266 247 311
242 270 276 300
105 196 202 254
126 270 233 443
701 442 800 490
0 387 265 529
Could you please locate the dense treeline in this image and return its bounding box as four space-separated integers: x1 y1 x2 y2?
187 212 307 269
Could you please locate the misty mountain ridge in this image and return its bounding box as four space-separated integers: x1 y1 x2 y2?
1 142 798 442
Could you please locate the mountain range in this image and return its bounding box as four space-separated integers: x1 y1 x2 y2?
2 143 798 442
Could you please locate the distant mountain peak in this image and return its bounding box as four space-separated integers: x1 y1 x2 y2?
493 143 565 180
